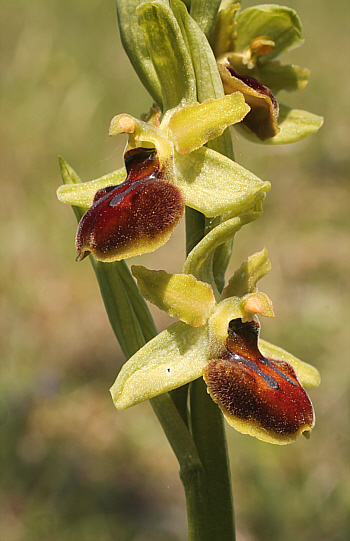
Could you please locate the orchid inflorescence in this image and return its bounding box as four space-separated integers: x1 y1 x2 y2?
57 0 322 445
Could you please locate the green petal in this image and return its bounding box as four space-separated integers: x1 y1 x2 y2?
167 94 249 153
258 61 310 94
182 199 265 293
116 0 163 107
189 0 222 36
175 146 270 217
109 114 174 167
259 339 321 388
131 265 216 326
110 322 209 409
236 104 324 145
57 168 127 208
170 0 235 158
137 1 196 110
235 5 304 61
222 248 271 298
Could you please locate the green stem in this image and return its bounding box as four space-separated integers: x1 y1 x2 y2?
184 207 235 540
189 378 235 540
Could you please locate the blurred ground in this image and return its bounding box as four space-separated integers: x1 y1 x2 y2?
1 1 349 540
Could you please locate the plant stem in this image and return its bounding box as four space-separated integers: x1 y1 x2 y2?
184 205 236 540
189 378 235 540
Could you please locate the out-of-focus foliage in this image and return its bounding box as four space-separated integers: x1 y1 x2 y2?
1 0 349 540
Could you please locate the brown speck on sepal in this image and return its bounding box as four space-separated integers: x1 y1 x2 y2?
75 147 184 262
218 63 280 141
203 319 315 444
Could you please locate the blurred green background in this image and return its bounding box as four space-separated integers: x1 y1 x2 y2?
1 0 349 540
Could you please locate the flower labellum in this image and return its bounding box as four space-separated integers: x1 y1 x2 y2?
75 147 184 262
204 318 315 444
218 63 280 141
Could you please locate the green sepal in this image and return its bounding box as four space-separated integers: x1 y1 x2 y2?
236 104 324 145
57 168 127 208
110 322 210 409
131 265 216 326
167 93 250 153
116 0 163 108
189 0 222 37
175 146 270 217
228 55 310 95
235 5 304 61
182 198 265 293
170 0 235 159
212 231 233 294
222 248 271 298
257 61 310 95
259 339 321 389
137 0 196 110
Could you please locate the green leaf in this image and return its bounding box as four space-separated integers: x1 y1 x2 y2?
170 0 235 158
175 146 270 217
259 339 321 388
93 260 157 359
132 265 216 326
116 0 163 107
168 93 249 153
182 199 265 291
110 322 210 409
58 156 85 221
222 248 271 298
137 1 196 110
57 168 127 208
58 156 82 185
235 104 324 145
258 61 310 94
189 0 222 37
235 5 304 61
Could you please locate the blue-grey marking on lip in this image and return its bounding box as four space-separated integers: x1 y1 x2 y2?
109 175 157 208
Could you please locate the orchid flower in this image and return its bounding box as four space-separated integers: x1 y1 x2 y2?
210 3 323 142
57 97 270 261
110 209 320 444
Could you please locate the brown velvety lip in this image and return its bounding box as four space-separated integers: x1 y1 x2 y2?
75 147 184 262
204 319 314 438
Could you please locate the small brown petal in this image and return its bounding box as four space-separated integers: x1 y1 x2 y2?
203 319 315 444
75 147 184 262
218 63 280 141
